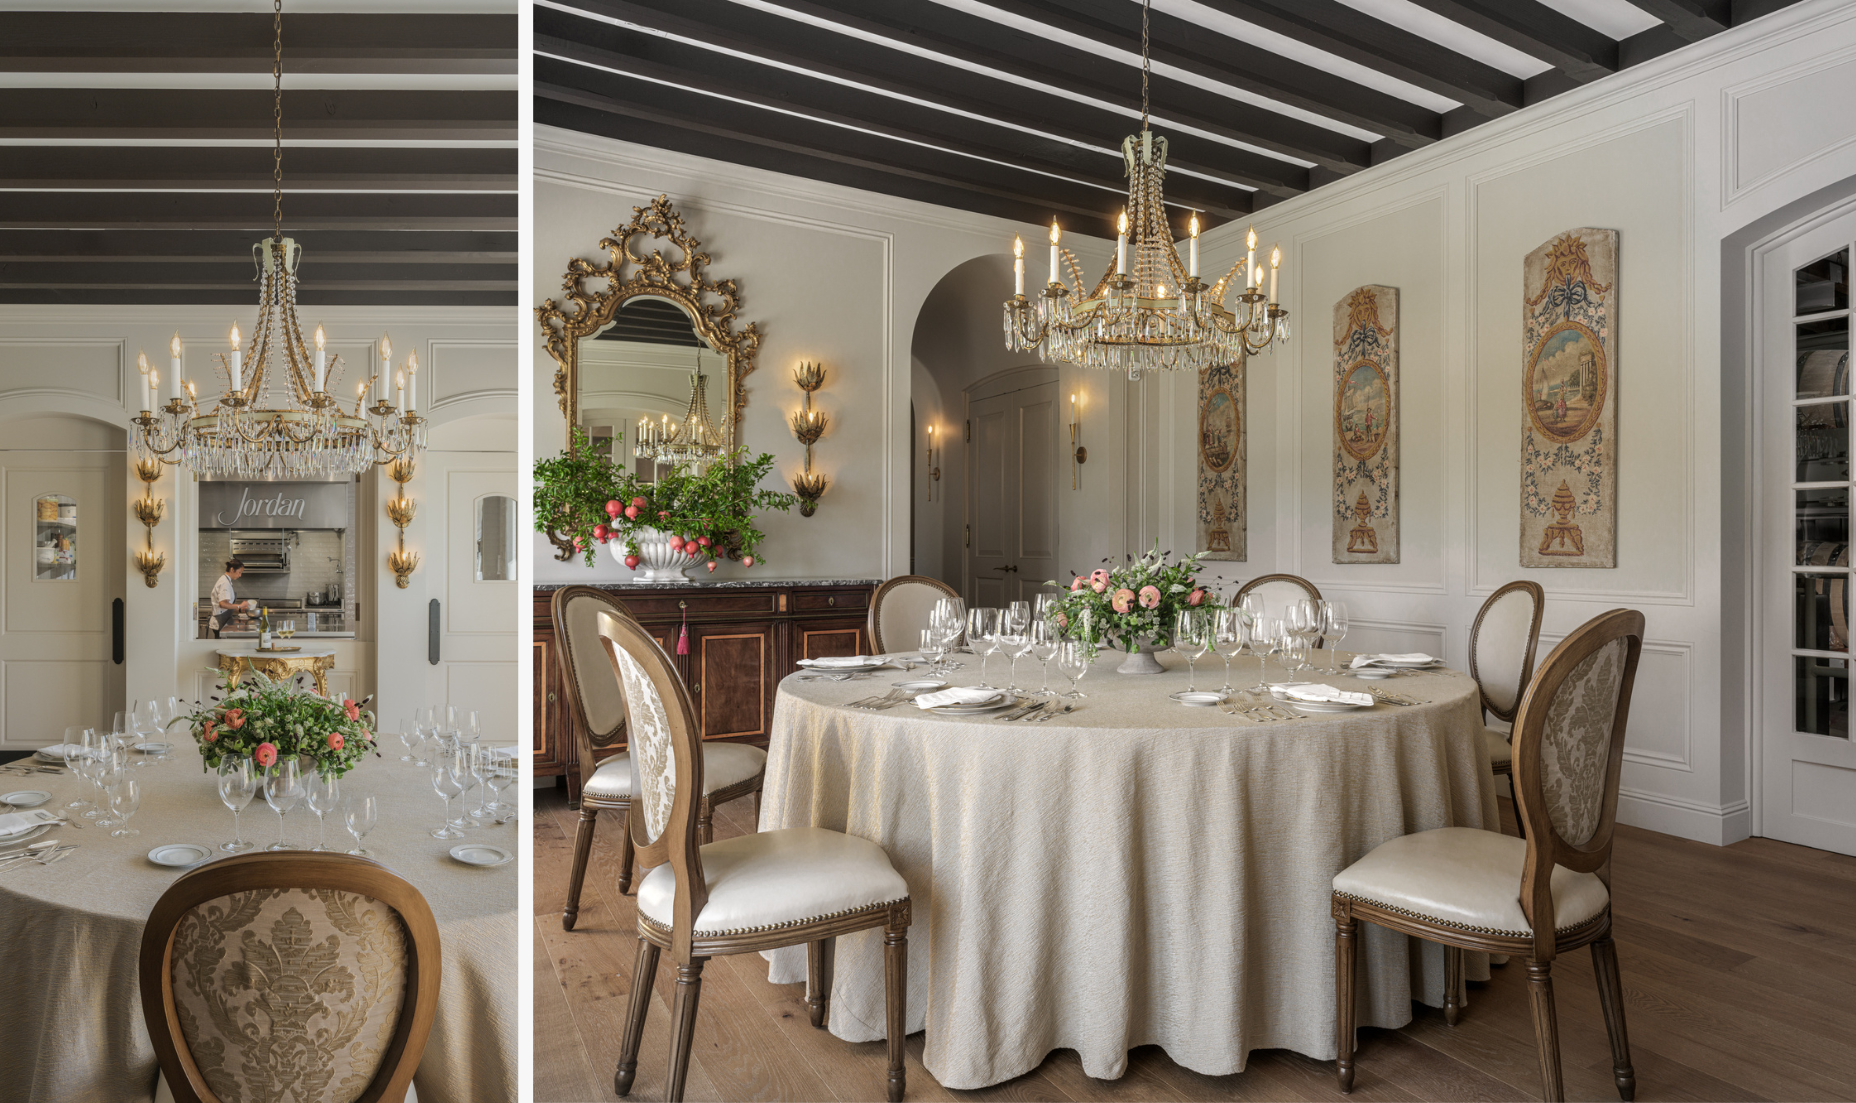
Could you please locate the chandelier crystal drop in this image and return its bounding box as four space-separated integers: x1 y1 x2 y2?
133 0 425 477
1002 0 1289 379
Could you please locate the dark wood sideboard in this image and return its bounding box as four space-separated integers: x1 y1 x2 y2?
533 580 878 800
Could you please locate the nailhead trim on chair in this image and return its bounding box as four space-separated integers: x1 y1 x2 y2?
1333 891 1606 938
639 897 910 938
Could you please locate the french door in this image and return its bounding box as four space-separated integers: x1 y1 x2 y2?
966 375 1059 607
421 448 517 741
1762 217 1856 855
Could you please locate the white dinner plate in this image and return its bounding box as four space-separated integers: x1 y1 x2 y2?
1289 699 1373 713
926 692 1016 715
0 823 52 846
135 741 173 755
1374 658 1443 669
1350 668 1397 680
1174 691 1227 707
148 843 213 869
450 843 513 868
35 745 83 762
1268 683 1313 700
2 790 51 808
892 679 947 691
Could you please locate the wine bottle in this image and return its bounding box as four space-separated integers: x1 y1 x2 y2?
260 606 271 650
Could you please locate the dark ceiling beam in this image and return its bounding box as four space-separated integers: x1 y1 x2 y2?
0 229 515 260
535 37 1277 206
0 288 517 307
0 192 515 231
0 146 516 191
0 261 514 284
1188 0 1523 122
537 6 1301 197
0 89 517 142
1398 0 1619 84
988 0 1442 147
563 0 1370 175
1620 0 1730 40
0 12 517 74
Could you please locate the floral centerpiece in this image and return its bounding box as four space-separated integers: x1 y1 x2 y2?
534 428 798 572
179 670 379 777
1045 544 1220 673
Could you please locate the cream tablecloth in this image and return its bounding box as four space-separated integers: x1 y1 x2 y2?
0 747 516 1102
761 652 1500 1090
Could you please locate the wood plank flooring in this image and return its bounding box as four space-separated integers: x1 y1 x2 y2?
533 786 1856 1103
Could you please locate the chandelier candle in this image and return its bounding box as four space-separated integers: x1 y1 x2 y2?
1014 236 1025 296
313 324 326 392
407 351 418 411
168 334 182 401
1116 211 1128 275
377 335 391 404
1189 214 1199 278
1049 221 1061 284
228 323 242 392
138 351 152 412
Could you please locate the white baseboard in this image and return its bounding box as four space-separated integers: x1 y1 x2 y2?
1616 786 1750 845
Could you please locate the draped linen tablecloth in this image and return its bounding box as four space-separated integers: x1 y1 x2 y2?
761 652 1500 1090
0 748 517 1102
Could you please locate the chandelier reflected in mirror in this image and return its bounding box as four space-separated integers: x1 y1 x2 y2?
1002 0 1289 379
131 0 425 478
635 350 725 473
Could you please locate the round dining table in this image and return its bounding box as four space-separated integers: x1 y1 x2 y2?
760 650 1501 1090
0 744 517 1102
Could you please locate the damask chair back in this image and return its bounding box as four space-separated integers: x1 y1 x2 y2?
1510 608 1644 958
1235 575 1322 617
139 852 441 1103
1470 581 1545 724
597 609 710 962
867 574 959 653
553 586 635 782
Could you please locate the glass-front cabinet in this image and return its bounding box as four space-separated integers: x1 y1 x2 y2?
33 494 76 581
1793 247 1852 739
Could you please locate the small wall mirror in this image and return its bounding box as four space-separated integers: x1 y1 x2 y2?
580 296 730 480
476 494 517 581
33 494 77 581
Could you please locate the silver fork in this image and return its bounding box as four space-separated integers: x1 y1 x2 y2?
853 691 908 711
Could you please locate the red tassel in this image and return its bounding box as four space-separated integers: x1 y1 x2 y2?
676 608 690 656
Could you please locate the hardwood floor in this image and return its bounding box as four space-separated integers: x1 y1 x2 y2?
533 785 1856 1103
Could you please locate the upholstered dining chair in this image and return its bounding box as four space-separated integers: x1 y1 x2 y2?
1468 580 1546 789
598 610 913 1103
867 573 959 653
1235 574 1324 637
140 852 441 1103
552 586 766 930
1331 607 1644 1103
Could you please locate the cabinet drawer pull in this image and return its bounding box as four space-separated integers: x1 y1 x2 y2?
692 682 700 695
547 692 556 703
828 596 835 606
679 600 688 609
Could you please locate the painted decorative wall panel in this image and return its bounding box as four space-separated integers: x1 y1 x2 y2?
1197 359 1245 560
1333 285 1399 563
1521 228 1619 568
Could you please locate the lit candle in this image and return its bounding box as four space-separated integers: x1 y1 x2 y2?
396 370 405 410
1049 221 1061 286
1013 235 1024 296
168 333 182 401
378 334 392 404
228 322 242 392
137 350 151 410
1116 210 1128 275
1245 227 1259 290
1070 393 1076 426
406 350 418 410
1189 213 1200 278
1269 245 1281 305
313 324 327 392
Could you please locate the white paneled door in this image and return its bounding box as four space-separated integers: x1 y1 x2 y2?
422 451 517 743
1761 218 1856 855
966 373 1059 607
1 448 124 750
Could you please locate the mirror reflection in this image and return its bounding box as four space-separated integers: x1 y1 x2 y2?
578 296 729 478
34 494 77 581
476 494 518 581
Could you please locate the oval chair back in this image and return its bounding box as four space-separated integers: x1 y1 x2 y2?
552 585 636 789
1470 581 1545 725
1235 574 1323 643
1510 608 1644 960
867 574 959 654
139 852 441 1103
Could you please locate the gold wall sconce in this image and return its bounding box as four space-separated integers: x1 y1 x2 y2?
386 455 419 588
924 424 941 502
132 456 165 588
1069 392 1087 490
790 361 828 517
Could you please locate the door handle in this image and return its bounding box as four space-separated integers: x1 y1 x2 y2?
112 598 124 665
992 565 1019 573
428 599 440 665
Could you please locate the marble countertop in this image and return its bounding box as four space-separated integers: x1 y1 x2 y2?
533 578 881 591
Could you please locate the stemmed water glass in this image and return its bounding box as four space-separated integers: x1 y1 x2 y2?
397 721 420 763
305 768 341 851
1055 640 1091 699
1251 615 1283 692
1029 619 1061 696
999 601 1031 692
91 743 128 826
486 750 518 824
918 628 947 675
76 738 110 819
968 608 1002 688
344 794 379 857
1321 601 1350 670
218 755 258 852
935 597 967 656
263 758 304 851
107 776 141 838
62 727 94 812
431 747 467 840
1282 602 1314 673
1213 608 1247 696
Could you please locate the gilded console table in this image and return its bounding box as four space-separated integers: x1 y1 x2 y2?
215 647 338 696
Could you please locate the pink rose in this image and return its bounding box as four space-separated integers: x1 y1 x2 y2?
1111 588 1136 614
327 732 345 751
1055 611 1069 629
254 742 277 768
1138 585 1161 609
1187 588 1206 606
223 708 245 730
1091 580 1107 593
1071 576 1088 591
1091 569 1110 584
343 699 361 722
363 729 374 743
203 723 217 744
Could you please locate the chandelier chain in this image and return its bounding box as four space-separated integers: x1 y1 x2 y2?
1139 0 1151 133
272 0 283 242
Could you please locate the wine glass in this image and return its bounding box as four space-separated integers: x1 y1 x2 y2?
106 776 141 838
1252 615 1283 693
918 628 947 675
1172 609 1210 694
61 727 94 812
218 756 258 852
1000 601 1031 692
1055 640 1091 699
1281 602 1312 673
396 721 419 763
263 758 304 851
486 750 518 824
305 768 341 851
431 748 467 840
1321 601 1350 670
968 608 1002 688
467 740 493 823
935 597 967 654
344 793 379 857
1029 619 1061 696
1214 608 1247 696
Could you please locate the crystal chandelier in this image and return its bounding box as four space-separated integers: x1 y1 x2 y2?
1002 0 1290 379
132 0 424 478
635 351 725 472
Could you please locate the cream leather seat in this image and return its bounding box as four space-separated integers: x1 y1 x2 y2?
582 742 767 802
1333 827 1606 936
868 573 959 653
637 826 909 935
1482 727 1514 767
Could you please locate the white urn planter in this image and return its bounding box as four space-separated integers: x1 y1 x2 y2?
609 527 703 582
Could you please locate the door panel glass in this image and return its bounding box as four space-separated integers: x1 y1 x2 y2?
33 494 76 581
1796 248 1849 315
1795 316 1848 398
1795 572 1849 652
1797 402 1849 481
475 494 517 581
1795 656 1849 739
1796 487 1849 565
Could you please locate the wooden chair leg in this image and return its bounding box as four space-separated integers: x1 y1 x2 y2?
564 805 598 931
614 937 660 1097
1591 936 1637 1101
1444 945 1464 1026
666 959 707 1103
1526 960 1565 1103
885 921 909 1103
616 802 636 896
697 799 714 846
807 936 837 1029
1334 907 1358 1093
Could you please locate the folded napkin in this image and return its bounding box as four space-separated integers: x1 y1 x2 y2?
35 743 85 760
0 808 58 837
1282 684 1375 707
800 655 888 669
1350 652 1436 668
915 686 1006 710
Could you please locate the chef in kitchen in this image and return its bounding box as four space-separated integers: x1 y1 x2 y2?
209 557 257 638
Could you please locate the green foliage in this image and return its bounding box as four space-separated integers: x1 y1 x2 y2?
178 671 379 776
1043 543 1221 661
534 429 799 568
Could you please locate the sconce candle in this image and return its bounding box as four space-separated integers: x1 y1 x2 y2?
138 351 152 411
406 350 419 411
1269 246 1281 306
